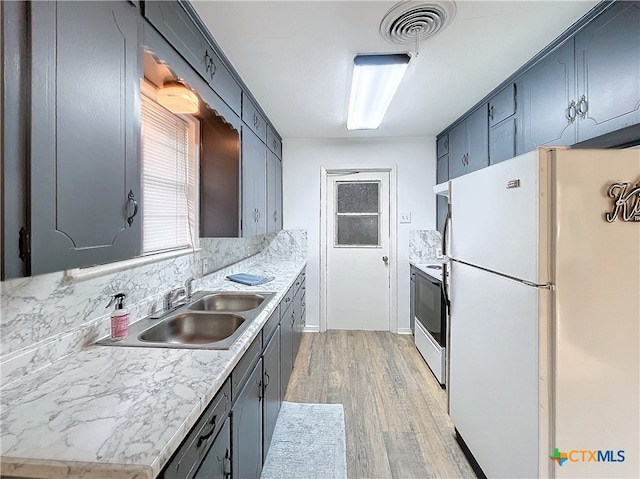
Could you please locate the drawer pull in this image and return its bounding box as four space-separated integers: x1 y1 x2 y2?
197 414 217 447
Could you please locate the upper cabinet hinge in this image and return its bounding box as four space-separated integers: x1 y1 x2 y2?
18 227 30 262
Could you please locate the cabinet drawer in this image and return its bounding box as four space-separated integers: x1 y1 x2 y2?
293 272 304 294
488 83 516 127
242 95 267 142
436 134 449 158
232 335 263 401
262 307 280 345
162 379 231 479
266 125 282 158
280 285 294 317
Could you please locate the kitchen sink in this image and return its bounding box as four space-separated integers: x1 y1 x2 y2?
139 312 245 345
188 292 267 312
96 291 275 350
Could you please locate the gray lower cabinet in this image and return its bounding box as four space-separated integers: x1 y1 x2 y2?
232 358 264 479
242 127 267 237
280 293 294 400
262 327 281 461
28 0 141 276
161 380 231 479
292 280 306 360
194 417 231 479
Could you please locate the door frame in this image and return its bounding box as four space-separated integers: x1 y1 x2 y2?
319 167 398 333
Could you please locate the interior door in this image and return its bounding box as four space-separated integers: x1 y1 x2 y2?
326 171 390 330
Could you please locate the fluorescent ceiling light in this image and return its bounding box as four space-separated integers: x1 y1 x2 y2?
347 54 411 130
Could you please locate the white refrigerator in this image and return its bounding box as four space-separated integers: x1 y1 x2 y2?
445 147 639 479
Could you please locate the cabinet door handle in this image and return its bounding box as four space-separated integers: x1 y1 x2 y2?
209 58 217 79
577 95 588 119
264 371 270 388
196 414 218 448
566 100 577 123
126 190 138 227
223 449 231 477
488 104 494 120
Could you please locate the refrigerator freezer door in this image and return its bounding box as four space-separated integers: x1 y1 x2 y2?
552 148 639 478
449 149 550 284
449 261 546 479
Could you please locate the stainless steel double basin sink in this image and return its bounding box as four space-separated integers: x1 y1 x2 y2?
98 291 275 350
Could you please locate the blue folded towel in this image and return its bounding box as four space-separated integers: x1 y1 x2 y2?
226 273 273 286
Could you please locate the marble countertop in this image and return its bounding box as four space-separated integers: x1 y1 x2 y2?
0 259 306 479
410 260 448 282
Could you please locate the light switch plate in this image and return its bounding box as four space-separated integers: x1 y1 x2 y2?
399 212 411 223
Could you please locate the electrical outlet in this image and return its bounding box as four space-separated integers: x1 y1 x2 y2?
399 212 411 224
202 258 212 275
436 247 444 259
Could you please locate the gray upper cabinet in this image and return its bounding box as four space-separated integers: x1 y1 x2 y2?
29 0 141 275
447 106 489 179
520 39 576 151
266 151 283 234
242 127 267 237
574 1 640 142
144 0 241 115
438 1 640 176
488 83 516 127
242 95 267 143
436 134 449 159
489 118 517 165
266 125 283 159
436 155 449 232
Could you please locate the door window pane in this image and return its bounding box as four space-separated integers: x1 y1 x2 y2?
335 181 380 246
337 183 379 213
337 215 379 245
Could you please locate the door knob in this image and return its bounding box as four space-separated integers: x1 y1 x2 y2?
382 256 388 263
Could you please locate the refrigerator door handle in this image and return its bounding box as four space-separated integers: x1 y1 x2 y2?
442 262 450 310
441 202 451 257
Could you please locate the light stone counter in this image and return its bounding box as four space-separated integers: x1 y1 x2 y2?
0 259 306 479
410 260 448 282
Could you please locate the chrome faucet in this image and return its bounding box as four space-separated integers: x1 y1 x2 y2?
164 287 186 311
185 277 195 300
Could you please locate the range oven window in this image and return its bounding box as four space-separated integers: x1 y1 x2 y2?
415 271 445 347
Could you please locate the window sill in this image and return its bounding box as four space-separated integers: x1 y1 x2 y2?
63 247 202 283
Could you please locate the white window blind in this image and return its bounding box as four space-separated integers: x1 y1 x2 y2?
141 92 198 255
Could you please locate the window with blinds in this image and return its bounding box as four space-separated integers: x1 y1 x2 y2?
141 89 199 255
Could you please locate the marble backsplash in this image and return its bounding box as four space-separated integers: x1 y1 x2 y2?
0 230 307 386
409 230 443 263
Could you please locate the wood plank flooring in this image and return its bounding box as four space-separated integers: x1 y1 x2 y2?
284 331 476 479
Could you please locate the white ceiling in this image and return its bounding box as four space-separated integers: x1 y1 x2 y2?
192 0 599 140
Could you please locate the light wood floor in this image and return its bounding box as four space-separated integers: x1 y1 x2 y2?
284 331 477 479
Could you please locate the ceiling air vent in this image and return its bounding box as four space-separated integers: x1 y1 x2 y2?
380 0 456 45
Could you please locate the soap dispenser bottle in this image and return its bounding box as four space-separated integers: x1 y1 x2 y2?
107 293 129 341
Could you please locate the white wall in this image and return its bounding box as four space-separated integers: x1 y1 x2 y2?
282 137 436 332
